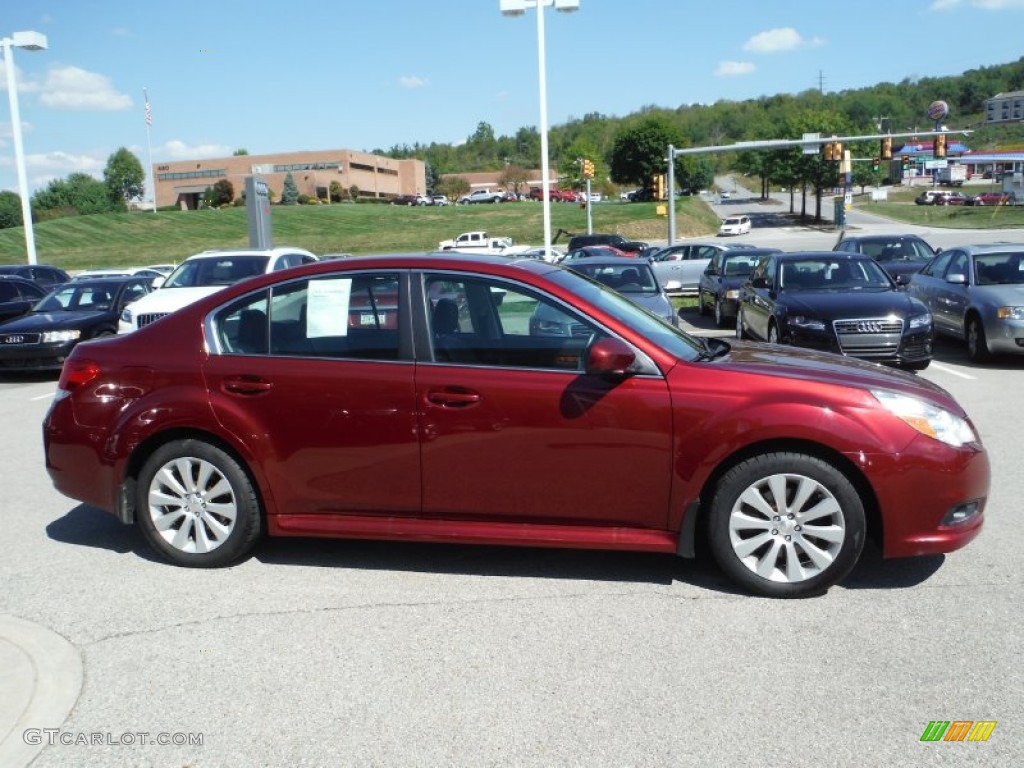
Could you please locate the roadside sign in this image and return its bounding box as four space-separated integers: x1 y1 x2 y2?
925 159 949 170
802 132 821 155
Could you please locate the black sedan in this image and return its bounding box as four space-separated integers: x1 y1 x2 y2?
0 276 154 372
833 234 937 286
696 248 780 327
736 252 933 371
0 263 70 287
0 276 48 322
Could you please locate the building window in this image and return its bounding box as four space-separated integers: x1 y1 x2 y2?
157 169 227 181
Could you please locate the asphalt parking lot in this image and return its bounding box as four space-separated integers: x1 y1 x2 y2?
0 324 1020 767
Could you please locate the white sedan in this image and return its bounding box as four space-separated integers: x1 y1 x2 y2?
718 215 751 236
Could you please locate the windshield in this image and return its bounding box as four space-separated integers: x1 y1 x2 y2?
781 258 893 291
569 262 659 294
35 282 115 312
163 255 270 288
975 252 1024 285
547 268 704 362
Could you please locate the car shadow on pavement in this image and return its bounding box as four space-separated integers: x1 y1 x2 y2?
45 503 164 563
841 542 945 591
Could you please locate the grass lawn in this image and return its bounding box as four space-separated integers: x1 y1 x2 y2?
0 198 722 272
858 183 1024 228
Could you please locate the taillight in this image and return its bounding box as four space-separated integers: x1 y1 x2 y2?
58 359 101 391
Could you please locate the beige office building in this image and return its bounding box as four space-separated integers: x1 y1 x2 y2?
154 149 426 209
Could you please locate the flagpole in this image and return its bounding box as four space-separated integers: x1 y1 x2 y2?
144 88 155 213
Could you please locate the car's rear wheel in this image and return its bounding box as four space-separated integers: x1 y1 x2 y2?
768 321 782 344
707 453 866 598
966 315 990 363
735 308 746 339
136 439 262 567
697 290 708 316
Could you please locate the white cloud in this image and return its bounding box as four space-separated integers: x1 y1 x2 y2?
932 0 1024 7
38 66 132 110
399 76 428 89
20 150 105 188
715 61 756 77
743 27 824 53
159 140 234 160
0 60 41 94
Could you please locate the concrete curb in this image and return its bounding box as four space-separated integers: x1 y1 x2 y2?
0 616 82 768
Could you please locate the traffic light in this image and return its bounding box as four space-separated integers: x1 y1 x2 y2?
832 141 843 161
822 142 834 161
880 135 892 160
654 174 665 200
872 157 881 172
901 155 911 171
582 158 594 179
934 133 947 159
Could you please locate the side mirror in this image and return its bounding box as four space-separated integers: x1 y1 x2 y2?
586 337 636 378
895 274 910 287
664 280 682 292
151 276 166 289
946 273 967 285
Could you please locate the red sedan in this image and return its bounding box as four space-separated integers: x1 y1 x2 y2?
43 254 988 597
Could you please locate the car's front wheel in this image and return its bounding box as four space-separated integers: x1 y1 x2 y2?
714 298 727 328
966 315 990 363
707 453 866 598
697 290 708 316
767 321 783 344
136 439 262 567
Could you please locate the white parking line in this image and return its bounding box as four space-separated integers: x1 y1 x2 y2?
929 362 976 380
31 393 55 401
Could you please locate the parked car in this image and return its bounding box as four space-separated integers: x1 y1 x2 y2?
650 242 758 295
697 248 780 327
389 194 422 206
736 252 933 371
718 215 751 236
0 264 70 287
528 187 576 202
914 190 947 205
0 275 48 323
118 247 318 333
563 256 678 327
563 245 634 261
905 244 1024 362
834 234 938 286
967 191 1016 206
566 233 648 254
43 253 988 598
459 189 504 204
934 191 972 206
0 276 155 372
430 195 450 206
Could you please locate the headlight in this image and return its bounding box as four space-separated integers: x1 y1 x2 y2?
120 308 133 323
41 329 81 343
724 289 739 299
996 306 1024 320
790 315 826 331
908 313 932 330
871 389 978 447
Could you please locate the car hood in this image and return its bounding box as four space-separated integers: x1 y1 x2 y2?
0 310 110 332
713 339 956 405
127 286 223 313
781 289 925 316
622 291 674 317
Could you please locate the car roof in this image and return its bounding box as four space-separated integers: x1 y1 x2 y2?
565 257 651 267
954 242 1024 254
183 247 315 261
841 234 923 242
773 251 875 261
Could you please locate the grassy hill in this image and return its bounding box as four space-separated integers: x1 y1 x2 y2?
0 198 721 271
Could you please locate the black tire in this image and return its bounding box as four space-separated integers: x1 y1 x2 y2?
903 360 931 371
697 290 708 316
136 439 262 567
707 452 866 598
735 308 746 339
966 316 990 363
714 298 727 328
767 321 782 344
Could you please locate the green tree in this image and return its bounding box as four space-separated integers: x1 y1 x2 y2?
103 147 146 210
206 179 234 207
281 172 299 205
435 176 469 202
32 173 113 218
609 116 684 188
329 180 344 203
0 191 22 229
499 164 531 195
233 148 249 156
347 185 360 202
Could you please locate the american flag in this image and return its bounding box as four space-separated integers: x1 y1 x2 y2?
144 90 152 128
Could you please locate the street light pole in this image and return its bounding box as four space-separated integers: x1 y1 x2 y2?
500 0 579 261
2 30 47 265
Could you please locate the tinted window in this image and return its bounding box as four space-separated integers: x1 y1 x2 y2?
215 273 401 360
425 273 604 371
921 251 953 277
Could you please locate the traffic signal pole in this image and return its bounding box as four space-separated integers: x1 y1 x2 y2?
665 128 971 243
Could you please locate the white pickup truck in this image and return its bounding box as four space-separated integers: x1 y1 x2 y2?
437 231 531 256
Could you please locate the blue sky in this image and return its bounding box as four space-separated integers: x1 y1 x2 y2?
2 0 1024 196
